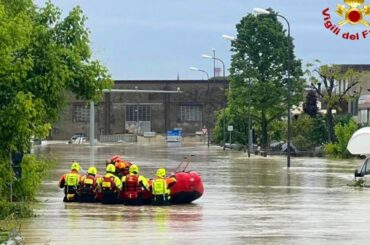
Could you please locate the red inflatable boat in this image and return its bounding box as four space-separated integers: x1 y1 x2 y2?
98 155 204 204
170 171 204 204
141 171 204 204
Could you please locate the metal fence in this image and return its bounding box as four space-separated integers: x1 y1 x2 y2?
99 134 137 143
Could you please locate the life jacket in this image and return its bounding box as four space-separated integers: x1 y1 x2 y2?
124 175 142 200
80 175 96 195
64 172 79 201
65 173 79 187
101 176 116 192
152 178 168 196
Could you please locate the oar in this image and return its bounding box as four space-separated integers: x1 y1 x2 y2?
174 156 188 173
182 154 195 172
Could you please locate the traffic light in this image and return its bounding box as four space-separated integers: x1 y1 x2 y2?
11 152 23 179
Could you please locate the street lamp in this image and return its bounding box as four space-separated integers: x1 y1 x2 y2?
222 35 236 41
189 66 211 147
189 67 210 80
254 7 292 168
253 8 270 15
201 52 227 150
223 34 253 158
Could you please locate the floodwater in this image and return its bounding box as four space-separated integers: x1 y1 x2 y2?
21 142 370 244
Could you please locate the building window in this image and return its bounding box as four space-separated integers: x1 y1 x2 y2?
126 105 151 121
73 105 90 122
351 98 358 116
177 105 202 122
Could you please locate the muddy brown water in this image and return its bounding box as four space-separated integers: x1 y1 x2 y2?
20 142 370 244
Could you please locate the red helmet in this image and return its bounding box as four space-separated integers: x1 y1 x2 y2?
110 155 121 163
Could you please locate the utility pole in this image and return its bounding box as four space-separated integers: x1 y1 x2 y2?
89 101 94 146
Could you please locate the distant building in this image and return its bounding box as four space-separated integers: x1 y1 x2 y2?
286 65 370 120
51 80 227 140
300 64 370 122
342 65 370 124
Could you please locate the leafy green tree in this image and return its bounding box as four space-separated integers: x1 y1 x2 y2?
291 114 327 151
228 9 304 149
309 64 360 142
324 119 358 158
311 115 328 145
268 120 286 143
0 0 112 203
213 106 248 145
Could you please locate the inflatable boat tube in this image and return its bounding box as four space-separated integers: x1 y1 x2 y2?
170 171 204 204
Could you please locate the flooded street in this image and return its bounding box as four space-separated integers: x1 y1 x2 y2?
21 142 370 244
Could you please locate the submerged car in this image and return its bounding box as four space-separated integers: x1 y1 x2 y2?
354 157 370 178
68 133 87 144
347 127 370 179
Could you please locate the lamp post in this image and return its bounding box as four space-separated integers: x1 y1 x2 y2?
189 67 210 147
201 53 227 150
254 7 292 168
135 105 140 134
222 34 253 157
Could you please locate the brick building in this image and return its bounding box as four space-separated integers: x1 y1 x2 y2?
51 79 228 140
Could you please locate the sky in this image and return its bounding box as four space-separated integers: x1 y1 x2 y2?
35 0 370 80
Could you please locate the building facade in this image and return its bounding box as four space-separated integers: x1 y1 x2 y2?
343 65 370 124
51 80 228 140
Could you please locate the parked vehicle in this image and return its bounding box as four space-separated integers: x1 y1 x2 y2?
347 127 370 180
68 133 87 144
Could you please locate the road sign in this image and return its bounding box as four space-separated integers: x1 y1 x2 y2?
167 130 182 142
202 128 208 135
228 125 234 132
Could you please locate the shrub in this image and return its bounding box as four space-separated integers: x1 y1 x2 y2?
324 119 358 158
0 154 53 227
12 155 54 202
0 201 33 220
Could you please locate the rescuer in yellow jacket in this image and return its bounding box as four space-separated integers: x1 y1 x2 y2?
151 168 176 205
121 164 149 205
58 162 81 202
79 166 99 203
98 164 122 204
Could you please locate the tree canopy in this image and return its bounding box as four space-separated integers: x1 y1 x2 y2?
227 9 304 148
308 63 361 142
0 0 112 201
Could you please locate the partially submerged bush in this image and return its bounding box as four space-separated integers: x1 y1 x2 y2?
0 154 53 220
324 119 358 158
12 155 54 202
0 201 33 220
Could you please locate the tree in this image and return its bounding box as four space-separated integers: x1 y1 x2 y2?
213 106 248 145
303 90 319 117
228 9 304 148
309 64 360 142
291 114 327 151
0 0 112 202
